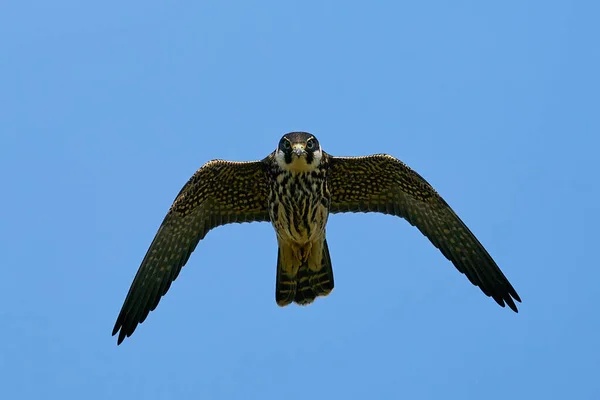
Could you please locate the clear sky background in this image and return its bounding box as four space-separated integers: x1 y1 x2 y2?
1 1 599 399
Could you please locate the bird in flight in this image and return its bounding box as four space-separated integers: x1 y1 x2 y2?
112 131 521 344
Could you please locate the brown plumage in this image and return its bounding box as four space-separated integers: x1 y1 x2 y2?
328 154 520 310
112 132 521 345
112 160 270 344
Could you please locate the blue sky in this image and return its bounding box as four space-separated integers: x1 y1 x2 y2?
1 1 599 399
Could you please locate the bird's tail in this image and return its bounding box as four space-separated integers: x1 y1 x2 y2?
275 239 334 306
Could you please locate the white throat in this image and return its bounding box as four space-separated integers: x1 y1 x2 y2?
275 148 323 173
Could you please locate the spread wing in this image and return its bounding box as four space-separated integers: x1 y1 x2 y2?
112 160 270 344
327 154 521 311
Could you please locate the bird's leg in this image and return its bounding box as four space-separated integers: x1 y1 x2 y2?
279 240 302 276
291 242 312 263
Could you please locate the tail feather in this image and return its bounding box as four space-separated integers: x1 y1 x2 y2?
275 249 297 306
276 239 334 306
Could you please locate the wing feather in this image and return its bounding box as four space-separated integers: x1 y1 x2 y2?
328 154 521 310
112 160 270 344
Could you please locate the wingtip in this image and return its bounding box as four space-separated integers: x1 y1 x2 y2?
505 295 520 313
510 289 522 304
507 286 522 312
112 317 127 345
113 327 128 345
491 292 520 313
112 326 124 345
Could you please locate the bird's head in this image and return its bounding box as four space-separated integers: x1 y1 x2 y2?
275 132 323 173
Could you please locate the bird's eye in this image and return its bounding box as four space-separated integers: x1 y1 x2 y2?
306 139 315 150
282 140 291 150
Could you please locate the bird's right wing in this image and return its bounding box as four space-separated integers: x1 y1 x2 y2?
327 154 520 311
113 159 270 344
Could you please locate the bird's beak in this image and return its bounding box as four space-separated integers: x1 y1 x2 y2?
293 145 306 157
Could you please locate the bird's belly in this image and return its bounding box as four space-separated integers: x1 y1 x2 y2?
271 199 328 244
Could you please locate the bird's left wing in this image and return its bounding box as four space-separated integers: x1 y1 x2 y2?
327 154 521 311
113 160 270 344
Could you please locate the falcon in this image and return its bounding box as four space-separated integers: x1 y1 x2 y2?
112 131 521 344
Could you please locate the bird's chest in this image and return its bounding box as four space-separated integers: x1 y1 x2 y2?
269 171 330 244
